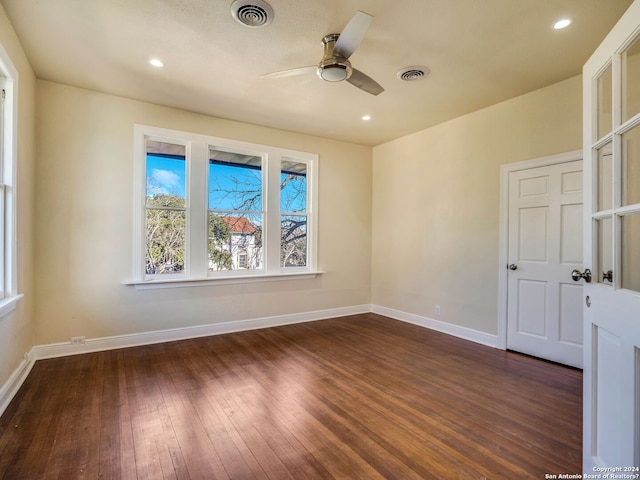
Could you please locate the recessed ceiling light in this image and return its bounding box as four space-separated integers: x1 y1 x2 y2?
553 18 572 30
362 115 372 121
149 58 164 68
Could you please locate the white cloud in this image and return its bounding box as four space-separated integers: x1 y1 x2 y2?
147 168 184 196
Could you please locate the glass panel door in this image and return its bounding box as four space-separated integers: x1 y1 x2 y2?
582 3 640 470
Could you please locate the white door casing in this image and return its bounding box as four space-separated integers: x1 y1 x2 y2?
506 160 584 368
583 0 640 470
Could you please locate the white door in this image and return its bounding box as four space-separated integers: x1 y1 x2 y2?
506 160 584 368
583 0 640 470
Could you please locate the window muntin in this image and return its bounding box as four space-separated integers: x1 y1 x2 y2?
134 125 318 284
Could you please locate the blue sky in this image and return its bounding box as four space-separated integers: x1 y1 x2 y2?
146 154 306 212
146 155 186 199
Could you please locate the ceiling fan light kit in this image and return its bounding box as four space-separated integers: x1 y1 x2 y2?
318 34 352 82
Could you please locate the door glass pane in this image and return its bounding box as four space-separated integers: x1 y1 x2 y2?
622 124 640 206
597 142 613 211
621 213 640 292
622 35 640 123
597 64 613 139
596 217 613 286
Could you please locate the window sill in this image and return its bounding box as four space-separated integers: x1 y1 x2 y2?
124 271 324 290
0 294 23 320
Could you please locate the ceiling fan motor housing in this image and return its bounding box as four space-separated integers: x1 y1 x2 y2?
317 34 352 82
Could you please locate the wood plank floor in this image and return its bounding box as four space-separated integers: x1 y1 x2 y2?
0 314 582 479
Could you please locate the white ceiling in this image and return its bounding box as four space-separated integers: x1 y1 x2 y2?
1 0 634 146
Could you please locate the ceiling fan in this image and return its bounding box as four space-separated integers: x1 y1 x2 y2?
262 11 384 96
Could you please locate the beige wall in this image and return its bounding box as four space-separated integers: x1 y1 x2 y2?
0 5 36 387
371 75 582 335
34 81 372 345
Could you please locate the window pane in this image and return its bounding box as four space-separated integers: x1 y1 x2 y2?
597 64 612 139
208 213 262 271
146 141 186 208
621 214 640 292
597 142 613 211
622 35 640 123
622 125 640 206
596 217 613 286
281 160 307 213
145 209 186 275
209 148 262 211
281 215 307 267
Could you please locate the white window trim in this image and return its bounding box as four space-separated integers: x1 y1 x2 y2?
127 124 320 288
0 42 21 319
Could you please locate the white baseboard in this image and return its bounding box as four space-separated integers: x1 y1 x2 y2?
1 302 498 418
371 305 498 348
0 351 35 417
31 304 372 360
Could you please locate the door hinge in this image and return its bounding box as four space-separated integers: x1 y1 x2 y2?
1 89 5 100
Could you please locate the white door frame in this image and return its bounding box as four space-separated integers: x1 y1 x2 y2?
497 149 583 350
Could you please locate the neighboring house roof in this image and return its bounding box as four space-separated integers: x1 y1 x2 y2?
221 216 257 235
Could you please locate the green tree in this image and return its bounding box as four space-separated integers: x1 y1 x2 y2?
145 194 186 274
145 195 235 273
208 214 233 270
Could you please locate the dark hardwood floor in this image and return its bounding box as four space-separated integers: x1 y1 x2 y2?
0 314 582 479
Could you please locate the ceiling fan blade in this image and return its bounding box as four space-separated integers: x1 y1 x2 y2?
334 11 373 59
260 66 316 78
347 68 384 96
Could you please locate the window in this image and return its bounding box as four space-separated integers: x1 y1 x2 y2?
0 46 21 316
132 125 318 287
208 148 263 272
145 141 187 275
280 159 308 267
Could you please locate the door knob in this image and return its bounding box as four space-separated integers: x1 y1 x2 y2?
571 268 592 283
602 270 613 283
507 264 518 270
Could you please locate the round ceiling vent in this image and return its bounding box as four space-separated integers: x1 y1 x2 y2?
230 0 274 28
397 65 430 82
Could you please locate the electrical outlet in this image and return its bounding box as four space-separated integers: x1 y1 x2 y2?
70 336 86 345
435 305 441 316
